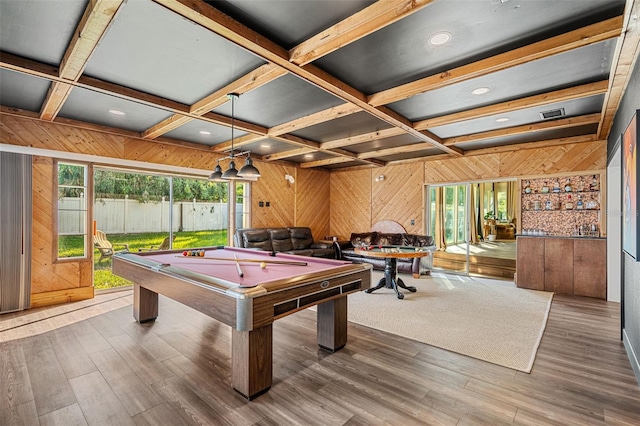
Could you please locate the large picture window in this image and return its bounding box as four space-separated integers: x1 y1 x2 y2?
92 167 251 289
57 162 89 259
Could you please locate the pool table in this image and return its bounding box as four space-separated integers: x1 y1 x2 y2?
112 246 372 399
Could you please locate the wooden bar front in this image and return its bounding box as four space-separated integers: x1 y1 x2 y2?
516 236 606 299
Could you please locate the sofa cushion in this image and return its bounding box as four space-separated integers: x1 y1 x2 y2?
289 227 314 250
242 229 273 251
269 228 294 252
350 232 376 247
374 233 404 246
403 233 434 247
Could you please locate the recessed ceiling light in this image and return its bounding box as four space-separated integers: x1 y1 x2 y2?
304 153 314 159
260 143 271 148
496 117 510 123
108 109 125 116
428 31 451 46
199 130 211 135
472 87 490 95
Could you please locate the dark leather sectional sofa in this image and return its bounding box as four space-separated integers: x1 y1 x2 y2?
233 227 336 258
335 231 436 278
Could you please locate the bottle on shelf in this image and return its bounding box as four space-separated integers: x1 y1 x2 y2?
578 176 585 192
564 178 572 192
565 194 573 210
552 178 561 193
590 175 599 191
541 181 549 193
586 194 598 210
545 199 553 210
576 194 584 210
524 180 532 194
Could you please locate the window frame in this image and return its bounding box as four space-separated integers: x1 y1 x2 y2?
55 160 92 263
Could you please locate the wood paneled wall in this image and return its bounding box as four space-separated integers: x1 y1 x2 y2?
1 114 324 305
31 156 93 306
425 141 607 184
295 168 331 241
1 113 608 306
251 162 296 229
330 169 371 240
330 140 606 238
371 163 424 234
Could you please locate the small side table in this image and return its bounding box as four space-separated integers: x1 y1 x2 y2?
354 247 430 299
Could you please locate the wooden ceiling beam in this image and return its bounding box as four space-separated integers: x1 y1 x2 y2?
212 133 267 153
191 64 286 115
358 142 437 159
143 63 286 139
320 127 405 149
262 147 316 161
393 134 600 165
458 135 600 157
155 0 462 156
39 0 125 121
289 0 432 66
39 82 74 121
299 157 355 168
268 103 361 136
598 0 640 139
368 16 623 107
443 113 602 146
415 80 609 130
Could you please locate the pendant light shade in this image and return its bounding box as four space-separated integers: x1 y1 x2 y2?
238 156 261 177
208 161 224 182
209 93 260 182
221 160 239 180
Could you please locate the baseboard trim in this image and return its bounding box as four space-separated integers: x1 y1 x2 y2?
623 329 640 387
30 286 94 308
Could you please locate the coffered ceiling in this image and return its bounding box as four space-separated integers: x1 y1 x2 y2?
1 0 639 170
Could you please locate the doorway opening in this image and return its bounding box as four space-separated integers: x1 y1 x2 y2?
427 180 517 279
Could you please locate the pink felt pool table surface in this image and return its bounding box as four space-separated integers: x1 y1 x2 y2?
135 246 350 288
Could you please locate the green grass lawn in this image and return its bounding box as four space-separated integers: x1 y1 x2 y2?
61 230 228 290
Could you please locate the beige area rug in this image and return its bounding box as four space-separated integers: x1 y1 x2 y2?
347 272 553 372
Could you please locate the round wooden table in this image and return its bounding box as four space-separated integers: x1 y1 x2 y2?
354 246 431 299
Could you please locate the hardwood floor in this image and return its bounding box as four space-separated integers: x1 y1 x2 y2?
1 288 639 425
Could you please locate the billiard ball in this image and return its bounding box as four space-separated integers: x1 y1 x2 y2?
183 251 188 256
260 262 267 269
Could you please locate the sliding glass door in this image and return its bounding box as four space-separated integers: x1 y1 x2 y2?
427 179 519 278
428 184 470 274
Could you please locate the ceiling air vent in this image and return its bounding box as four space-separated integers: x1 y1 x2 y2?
539 108 565 120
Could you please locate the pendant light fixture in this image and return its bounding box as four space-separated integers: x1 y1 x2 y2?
209 93 260 182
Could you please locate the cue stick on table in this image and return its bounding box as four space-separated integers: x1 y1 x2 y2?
174 255 307 266
233 254 244 277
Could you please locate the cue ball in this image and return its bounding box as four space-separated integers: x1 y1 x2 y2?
260 262 267 269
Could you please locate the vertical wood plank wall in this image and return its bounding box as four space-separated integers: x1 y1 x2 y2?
1 114 607 306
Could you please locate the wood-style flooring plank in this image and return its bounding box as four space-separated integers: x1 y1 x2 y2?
38 402 88 426
89 347 165 416
47 328 97 379
0 399 39 426
21 336 78 416
1 290 638 425
0 341 34 411
69 370 134 426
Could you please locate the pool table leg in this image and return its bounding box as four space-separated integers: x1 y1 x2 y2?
134 284 158 323
317 296 347 352
232 324 273 400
